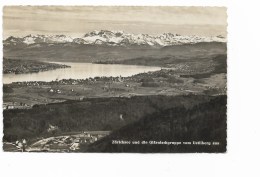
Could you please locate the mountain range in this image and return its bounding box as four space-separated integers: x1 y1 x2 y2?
3 30 226 47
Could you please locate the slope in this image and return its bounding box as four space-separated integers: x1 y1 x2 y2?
82 95 226 153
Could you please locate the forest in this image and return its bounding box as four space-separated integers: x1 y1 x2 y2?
82 95 226 153
3 95 215 143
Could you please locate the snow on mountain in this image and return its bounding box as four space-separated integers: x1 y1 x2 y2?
4 36 24 46
4 34 74 46
78 30 226 46
46 35 73 43
4 30 226 47
23 36 37 45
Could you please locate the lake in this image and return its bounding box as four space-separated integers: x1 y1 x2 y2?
3 62 162 84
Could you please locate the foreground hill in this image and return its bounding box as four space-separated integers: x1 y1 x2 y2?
82 95 226 153
3 95 214 143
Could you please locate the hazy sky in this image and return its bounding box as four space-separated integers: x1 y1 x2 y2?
3 6 227 38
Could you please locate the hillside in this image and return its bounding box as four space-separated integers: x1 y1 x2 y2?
3 58 70 74
3 41 227 64
82 95 226 153
3 95 214 143
95 43 227 67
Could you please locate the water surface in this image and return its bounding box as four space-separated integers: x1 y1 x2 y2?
3 62 161 84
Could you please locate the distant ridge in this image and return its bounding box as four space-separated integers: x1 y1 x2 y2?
4 30 226 47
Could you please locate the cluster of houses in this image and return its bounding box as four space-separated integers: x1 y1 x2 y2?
3 102 31 110
3 59 70 75
49 88 62 94
3 139 27 152
28 131 110 152
10 76 127 87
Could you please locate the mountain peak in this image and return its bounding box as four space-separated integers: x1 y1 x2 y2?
4 31 226 47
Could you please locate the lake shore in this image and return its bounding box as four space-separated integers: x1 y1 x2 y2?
3 61 161 84
3 67 226 109
3 54 227 153
3 58 71 75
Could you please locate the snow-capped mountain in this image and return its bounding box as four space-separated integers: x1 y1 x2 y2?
4 34 74 46
4 30 226 47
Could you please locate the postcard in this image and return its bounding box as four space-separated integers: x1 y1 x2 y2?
3 6 227 153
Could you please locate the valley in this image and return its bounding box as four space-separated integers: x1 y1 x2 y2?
2 30 227 153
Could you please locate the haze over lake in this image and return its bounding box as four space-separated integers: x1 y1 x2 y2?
3 62 161 84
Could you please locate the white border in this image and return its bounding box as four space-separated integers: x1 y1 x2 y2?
2 0 228 6
1 1 260 177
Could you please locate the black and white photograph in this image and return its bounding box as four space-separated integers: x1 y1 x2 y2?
2 6 228 153
1 0 260 176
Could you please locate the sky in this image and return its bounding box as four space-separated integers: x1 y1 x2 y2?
3 6 227 38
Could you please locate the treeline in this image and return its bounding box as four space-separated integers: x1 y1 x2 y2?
3 95 214 142
83 95 227 153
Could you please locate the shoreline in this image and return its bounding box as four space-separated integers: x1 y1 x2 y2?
3 58 71 75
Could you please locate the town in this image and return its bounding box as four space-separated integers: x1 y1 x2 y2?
3 58 70 74
3 67 226 110
3 130 110 152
